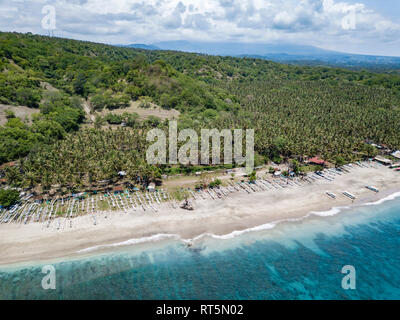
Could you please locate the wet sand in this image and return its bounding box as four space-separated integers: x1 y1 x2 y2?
0 165 399 266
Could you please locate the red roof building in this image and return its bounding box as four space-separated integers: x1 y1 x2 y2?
113 185 124 193
0 161 17 170
307 157 326 166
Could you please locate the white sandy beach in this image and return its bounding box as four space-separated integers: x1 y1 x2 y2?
0 165 399 266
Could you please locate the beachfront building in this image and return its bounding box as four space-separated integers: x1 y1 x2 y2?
113 186 124 194
274 170 282 177
307 156 327 167
0 161 17 170
118 171 127 177
148 182 156 192
391 150 400 160
33 195 44 204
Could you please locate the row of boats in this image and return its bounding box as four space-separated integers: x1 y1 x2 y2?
192 176 304 201
103 189 177 214
193 160 379 201
0 175 306 227
0 189 176 228
0 160 388 228
323 161 382 200
304 161 379 183
326 186 379 201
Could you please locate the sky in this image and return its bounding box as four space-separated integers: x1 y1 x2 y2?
0 0 399 56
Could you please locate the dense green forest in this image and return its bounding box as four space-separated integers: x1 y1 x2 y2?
1 32 400 193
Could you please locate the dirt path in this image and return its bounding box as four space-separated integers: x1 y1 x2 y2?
82 100 95 122
0 104 39 125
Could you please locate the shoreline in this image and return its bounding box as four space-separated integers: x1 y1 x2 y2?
72 187 400 252
0 165 399 267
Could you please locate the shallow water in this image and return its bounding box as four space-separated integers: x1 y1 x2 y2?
1 195 399 300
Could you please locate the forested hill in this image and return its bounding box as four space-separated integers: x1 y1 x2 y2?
0 32 235 116
1 32 400 192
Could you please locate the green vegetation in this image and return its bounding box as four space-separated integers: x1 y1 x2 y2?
164 164 234 176
0 189 20 207
8 128 160 191
299 165 324 173
335 156 346 167
249 171 257 182
1 31 400 193
268 167 275 174
209 179 222 188
290 159 300 174
219 80 400 162
0 91 84 163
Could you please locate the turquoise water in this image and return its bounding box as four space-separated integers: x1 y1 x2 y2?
1 195 400 300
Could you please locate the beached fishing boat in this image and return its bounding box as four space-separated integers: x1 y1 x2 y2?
366 186 379 193
326 192 336 199
343 191 356 200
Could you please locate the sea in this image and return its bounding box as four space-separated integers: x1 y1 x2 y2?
0 192 399 300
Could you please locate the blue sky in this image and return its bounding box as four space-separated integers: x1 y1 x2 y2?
0 0 399 56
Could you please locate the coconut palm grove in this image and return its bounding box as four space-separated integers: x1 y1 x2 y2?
1 31 400 201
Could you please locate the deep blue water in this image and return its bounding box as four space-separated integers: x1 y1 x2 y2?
1 195 400 300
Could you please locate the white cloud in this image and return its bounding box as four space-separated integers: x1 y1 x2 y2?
0 0 399 55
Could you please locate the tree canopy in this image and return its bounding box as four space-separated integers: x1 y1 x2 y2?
1 31 399 192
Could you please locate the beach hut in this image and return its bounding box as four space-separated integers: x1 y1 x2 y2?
274 171 282 177
113 186 124 194
74 192 85 200
307 157 327 166
118 171 127 177
34 195 44 203
0 161 17 170
148 183 156 192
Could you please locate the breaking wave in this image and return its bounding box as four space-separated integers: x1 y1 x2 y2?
76 191 400 254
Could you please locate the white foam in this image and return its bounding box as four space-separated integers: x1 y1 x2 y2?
191 222 277 241
76 190 400 254
364 192 400 206
309 206 349 217
77 234 181 253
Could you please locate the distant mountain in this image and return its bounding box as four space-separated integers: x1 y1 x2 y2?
123 43 160 50
153 40 340 56
124 40 400 70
